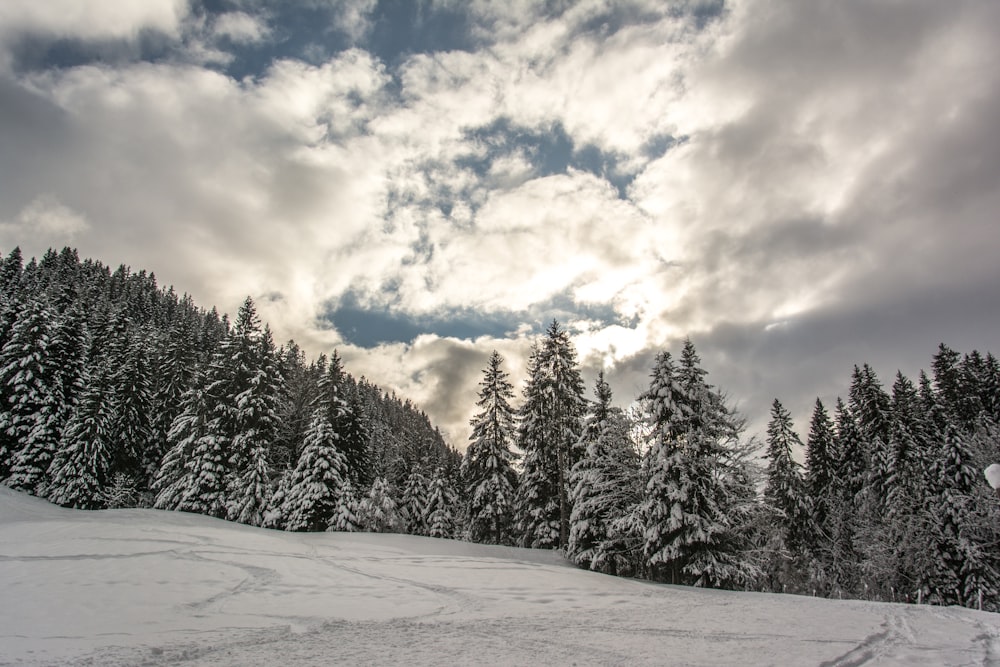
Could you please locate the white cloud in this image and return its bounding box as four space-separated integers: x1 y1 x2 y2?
3 0 1000 446
0 196 89 248
212 11 272 45
0 0 187 42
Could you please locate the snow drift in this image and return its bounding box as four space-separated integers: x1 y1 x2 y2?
0 487 996 666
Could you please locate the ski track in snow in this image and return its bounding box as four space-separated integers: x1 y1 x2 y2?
0 488 996 667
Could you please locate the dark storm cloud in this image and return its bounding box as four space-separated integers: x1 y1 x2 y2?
697 273 1000 437
0 76 76 219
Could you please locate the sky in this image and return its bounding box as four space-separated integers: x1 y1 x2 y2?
2 0 999 449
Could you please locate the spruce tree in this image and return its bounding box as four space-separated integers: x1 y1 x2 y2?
329 479 361 532
849 364 892 516
106 327 153 487
323 352 370 486
763 399 807 553
803 398 836 554
538 321 586 548
463 351 518 545
639 346 752 588
1 300 61 493
514 344 561 548
153 384 208 511
47 367 114 509
568 373 641 574
280 410 348 531
400 467 430 535
424 468 457 539
358 477 401 533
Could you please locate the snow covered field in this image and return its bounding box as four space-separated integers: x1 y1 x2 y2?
1 488 997 666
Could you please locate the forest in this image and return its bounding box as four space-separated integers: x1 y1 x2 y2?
1 247 998 611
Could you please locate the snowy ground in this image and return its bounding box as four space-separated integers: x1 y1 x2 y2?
1 488 997 666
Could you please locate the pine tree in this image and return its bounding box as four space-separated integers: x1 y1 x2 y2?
763 399 807 551
227 439 272 526
273 343 321 470
47 366 114 509
400 467 430 535
803 398 836 555
48 301 87 432
323 352 370 486
849 364 892 516
176 429 229 518
514 344 561 548
0 247 23 297
331 479 362 532
567 372 612 564
927 421 989 606
568 373 641 574
1 299 62 493
106 326 153 483
148 304 201 474
153 384 208 511
463 351 518 545
424 468 457 539
280 410 348 531
227 324 283 513
358 477 401 533
639 345 752 588
827 398 863 593
538 321 586 548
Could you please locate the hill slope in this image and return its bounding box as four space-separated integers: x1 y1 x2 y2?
0 487 996 666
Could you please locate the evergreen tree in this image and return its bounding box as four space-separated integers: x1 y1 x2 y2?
1 299 62 493
331 479 362 532
927 421 995 606
849 364 892 516
176 428 229 518
323 352 371 486
358 477 401 533
639 345 752 588
400 467 430 536
568 373 641 574
47 367 114 509
827 398 863 593
424 468 457 539
148 304 201 473
227 439 272 526
514 344 561 548
273 343 321 470
0 247 23 296
106 326 154 484
463 351 518 545
153 384 208 511
280 410 348 531
538 321 586 548
803 398 836 555
763 399 807 553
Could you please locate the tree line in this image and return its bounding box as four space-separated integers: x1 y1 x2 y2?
463 331 1000 610
0 247 461 534
2 247 998 611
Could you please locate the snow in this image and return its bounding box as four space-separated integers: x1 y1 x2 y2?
985 463 1000 490
1 487 997 666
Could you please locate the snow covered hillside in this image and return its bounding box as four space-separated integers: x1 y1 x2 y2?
0 488 996 666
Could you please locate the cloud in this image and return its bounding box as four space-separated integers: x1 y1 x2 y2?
0 0 187 43
0 196 89 248
0 0 189 72
212 12 272 45
0 52 392 352
2 0 999 449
